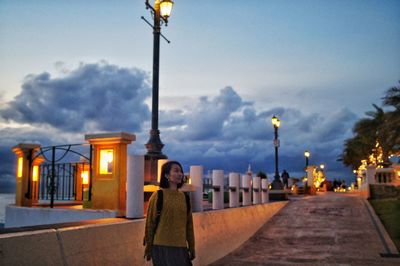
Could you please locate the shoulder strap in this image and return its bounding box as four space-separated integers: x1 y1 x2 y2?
184 192 191 214
154 189 163 233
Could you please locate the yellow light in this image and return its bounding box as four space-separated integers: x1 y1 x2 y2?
320 164 325 169
304 150 310 158
81 170 89 185
144 184 160 192
32 165 39 182
100 149 113 174
17 157 23 178
160 0 174 19
271 115 281 128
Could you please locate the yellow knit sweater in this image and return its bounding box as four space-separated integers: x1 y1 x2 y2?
144 189 195 257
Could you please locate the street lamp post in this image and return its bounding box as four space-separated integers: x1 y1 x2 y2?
142 0 174 182
304 150 310 191
271 115 283 189
304 150 310 168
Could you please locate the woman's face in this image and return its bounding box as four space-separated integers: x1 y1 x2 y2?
168 164 183 185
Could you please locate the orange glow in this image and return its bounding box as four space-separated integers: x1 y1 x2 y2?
99 149 113 174
32 165 39 182
157 159 168 183
17 157 23 178
144 184 159 192
81 170 89 185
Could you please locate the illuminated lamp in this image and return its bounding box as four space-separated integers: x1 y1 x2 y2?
100 149 114 174
32 165 39 182
17 157 23 178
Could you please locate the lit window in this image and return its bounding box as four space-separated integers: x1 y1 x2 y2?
100 149 113 174
32 165 39 182
81 170 89 185
17 157 23 178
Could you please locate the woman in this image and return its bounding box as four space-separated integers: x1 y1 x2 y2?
144 161 195 266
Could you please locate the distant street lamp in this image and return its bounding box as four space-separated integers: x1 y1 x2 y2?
304 150 310 189
304 150 310 167
143 0 174 158
320 164 325 170
271 115 283 189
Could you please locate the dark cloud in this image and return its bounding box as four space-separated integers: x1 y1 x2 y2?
160 87 358 182
181 87 242 140
0 62 151 133
0 63 360 189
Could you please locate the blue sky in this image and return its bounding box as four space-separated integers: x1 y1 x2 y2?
0 0 399 192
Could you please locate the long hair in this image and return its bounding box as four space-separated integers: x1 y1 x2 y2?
159 161 185 189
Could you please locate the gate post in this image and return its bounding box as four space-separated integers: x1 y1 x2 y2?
12 143 41 207
85 132 136 216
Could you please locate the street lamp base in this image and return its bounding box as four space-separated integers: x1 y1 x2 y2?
271 179 284 190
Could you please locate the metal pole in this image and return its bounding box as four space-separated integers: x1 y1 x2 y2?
274 126 279 182
51 146 55 208
145 0 165 156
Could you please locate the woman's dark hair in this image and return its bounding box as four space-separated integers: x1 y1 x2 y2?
159 161 185 189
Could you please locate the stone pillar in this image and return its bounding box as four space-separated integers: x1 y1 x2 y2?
126 155 144 218
12 143 41 207
242 174 251 206
228 172 240 208
261 179 269 203
212 170 224 210
85 132 135 216
252 176 261 204
190 165 204 212
366 165 376 185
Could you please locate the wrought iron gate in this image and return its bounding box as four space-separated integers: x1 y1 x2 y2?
30 144 93 208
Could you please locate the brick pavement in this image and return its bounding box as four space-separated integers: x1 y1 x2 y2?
211 192 400 266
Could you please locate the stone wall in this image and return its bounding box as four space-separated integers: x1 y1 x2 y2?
0 201 288 266
369 184 400 199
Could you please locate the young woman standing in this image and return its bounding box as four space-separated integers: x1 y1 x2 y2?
144 161 195 266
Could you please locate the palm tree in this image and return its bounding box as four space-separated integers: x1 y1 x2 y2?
381 82 400 156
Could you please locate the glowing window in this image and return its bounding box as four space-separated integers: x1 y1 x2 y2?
81 170 89 185
17 157 23 178
100 149 113 174
32 165 39 182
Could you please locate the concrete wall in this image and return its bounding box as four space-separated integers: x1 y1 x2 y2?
0 201 287 266
5 205 118 228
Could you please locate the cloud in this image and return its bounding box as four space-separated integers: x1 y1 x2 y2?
159 87 359 182
0 63 360 191
181 87 243 140
0 62 151 133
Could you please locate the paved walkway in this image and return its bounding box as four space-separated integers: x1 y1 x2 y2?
211 192 400 266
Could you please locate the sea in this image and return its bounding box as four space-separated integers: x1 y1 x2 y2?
0 193 15 228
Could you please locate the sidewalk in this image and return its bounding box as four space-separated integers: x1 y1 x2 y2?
211 192 400 266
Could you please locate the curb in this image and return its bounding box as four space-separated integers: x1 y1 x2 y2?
363 199 399 255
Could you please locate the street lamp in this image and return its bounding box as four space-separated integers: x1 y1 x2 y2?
143 0 174 156
304 150 310 167
271 115 283 189
303 150 310 190
320 164 325 170
142 0 174 182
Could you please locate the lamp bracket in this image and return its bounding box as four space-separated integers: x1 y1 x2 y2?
141 16 171 44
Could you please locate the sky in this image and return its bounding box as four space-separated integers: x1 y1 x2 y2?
0 0 399 192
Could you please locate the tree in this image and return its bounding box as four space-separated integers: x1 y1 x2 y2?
339 82 400 169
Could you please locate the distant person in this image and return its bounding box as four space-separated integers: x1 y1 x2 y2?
281 170 290 189
144 161 195 266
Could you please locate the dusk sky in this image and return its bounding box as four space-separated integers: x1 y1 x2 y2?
1 0 399 192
